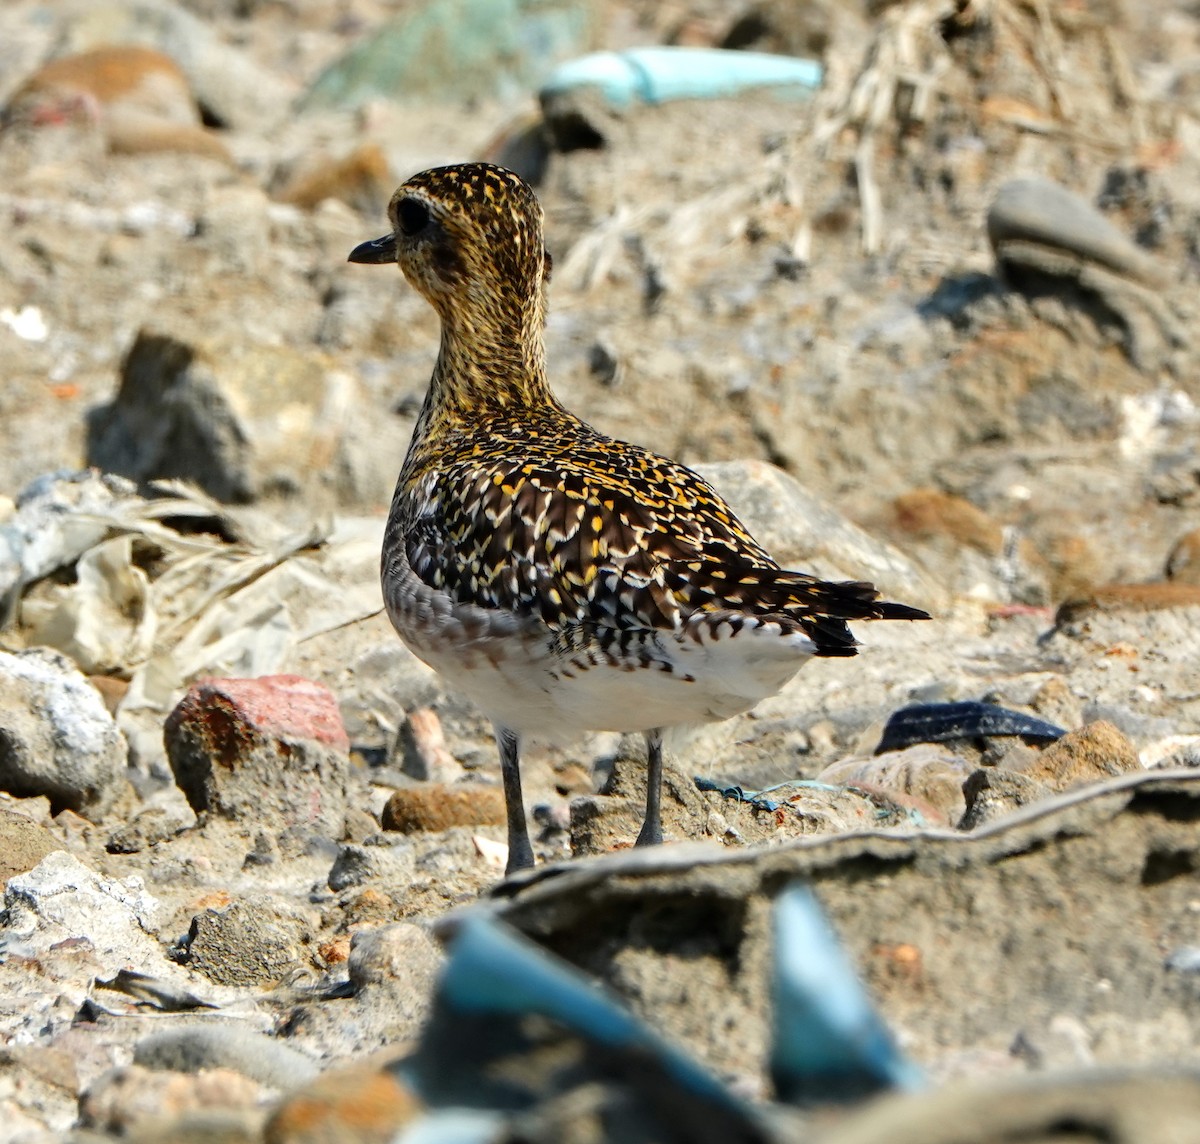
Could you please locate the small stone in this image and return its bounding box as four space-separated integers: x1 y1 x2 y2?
393 708 465 784
180 899 314 987
0 809 61 885
133 1027 319 1089
988 177 1169 289
328 840 416 891
165 675 350 838
1015 720 1141 791
80 1063 267 1135
0 647 128 819
960 768 1055 830
347 923 442 992
87 327 401 510
263 1059 421 1144
380 783 505 834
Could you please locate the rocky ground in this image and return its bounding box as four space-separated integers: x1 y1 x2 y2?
2 0 1200 1141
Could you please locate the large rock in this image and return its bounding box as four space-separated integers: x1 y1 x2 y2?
0 647 128 818
164 674 350 838
489 770 1200 1089
87 327 399 509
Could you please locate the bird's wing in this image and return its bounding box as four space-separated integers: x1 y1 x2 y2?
403 434 924 644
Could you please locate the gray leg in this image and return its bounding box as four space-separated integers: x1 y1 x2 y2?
636 728 665 847
497 726 535 873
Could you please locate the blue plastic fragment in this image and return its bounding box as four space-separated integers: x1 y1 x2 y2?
541 47 823 108
396 1109 506 1144
771 885 924 1103
432 913 750 1118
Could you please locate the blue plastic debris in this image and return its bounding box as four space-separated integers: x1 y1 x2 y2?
771 885 924 1103
540 47 823 108
401 890 920 1134
694 776 844 811
402 912 766 1141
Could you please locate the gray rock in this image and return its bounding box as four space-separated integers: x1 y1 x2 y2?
348 921 441 991
87 327 400 510
0 647 128 818
3 849 168 973
133 1025 318 1088
959 766 1055 829
328 838 417 891
810 1067 1200 1144
179 898 314 987
988 178 1168 289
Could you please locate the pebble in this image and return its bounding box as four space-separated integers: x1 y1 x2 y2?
380 783 506 834
79 1063 268 1135
263 1058 422 1144
86 327 400 511
0 647 129 819
3 850 168 976
959 767 1055 830
0 807 62 885
327 839 416 891
165 674 350 839
988 177 1169 289
133 1026 319 1089
179 898 316 988
393 707 467 784
347 923 442 992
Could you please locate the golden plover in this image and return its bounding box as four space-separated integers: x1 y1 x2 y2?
350 163 928 874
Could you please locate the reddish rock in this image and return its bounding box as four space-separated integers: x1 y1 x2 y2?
1015 720 1142 790
264 1059 420 1144
165 675 350 837
380 782 505 834
1056 581 1200 624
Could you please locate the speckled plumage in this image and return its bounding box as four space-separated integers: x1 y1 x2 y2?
350 162 928 873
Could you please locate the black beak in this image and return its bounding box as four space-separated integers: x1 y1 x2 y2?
348 233 399 265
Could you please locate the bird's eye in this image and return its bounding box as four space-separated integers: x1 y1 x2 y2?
396 197 429 237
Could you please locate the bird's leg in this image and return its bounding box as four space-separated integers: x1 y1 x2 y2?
497 726 535 874
636 727 665 847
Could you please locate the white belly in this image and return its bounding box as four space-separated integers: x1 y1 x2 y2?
385 560 816 738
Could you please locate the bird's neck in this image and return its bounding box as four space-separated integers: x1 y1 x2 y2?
425 301 555 420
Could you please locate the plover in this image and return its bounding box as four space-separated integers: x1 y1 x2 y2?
350 163 928 874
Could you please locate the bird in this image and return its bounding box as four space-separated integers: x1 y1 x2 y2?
349 162 929 875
